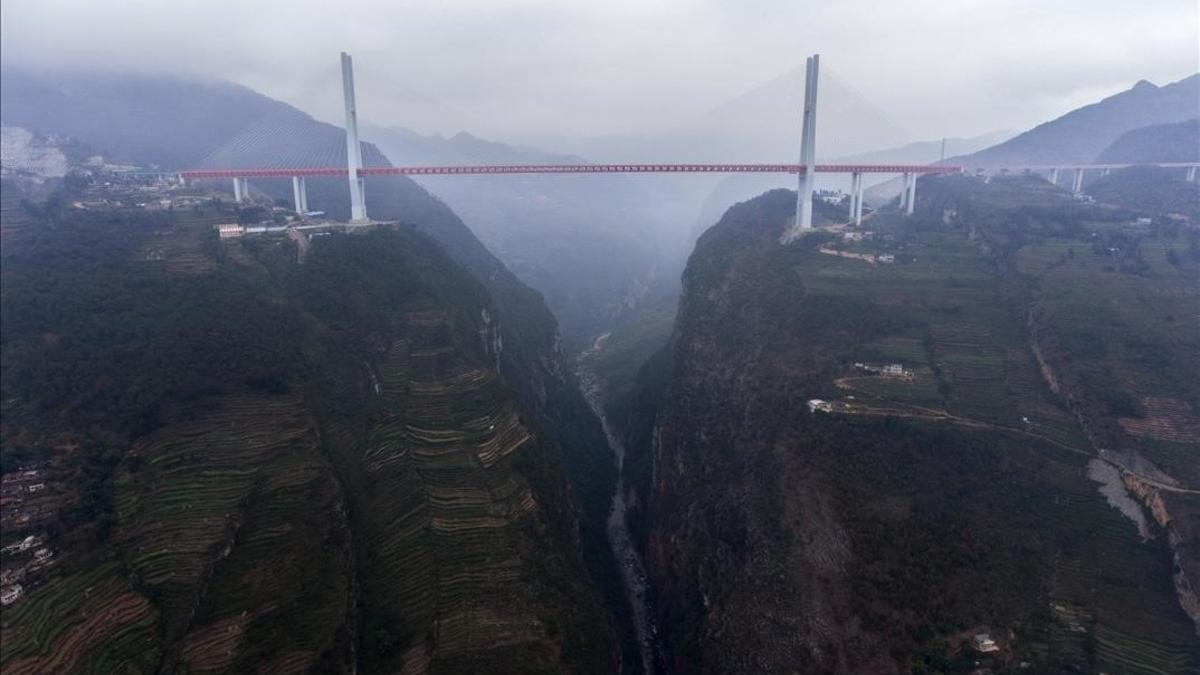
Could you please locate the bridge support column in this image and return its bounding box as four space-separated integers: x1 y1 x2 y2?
906 173 917 215
794 54 820 232
1102 167 1110 177
177 174 186 187
1072 168 1084 194
292 176 309 215
341 52 368 222
233 177 249 203
854 173 865 226
847 172 859 222
1049 168 1058 186
898 172 911 212
1187 166 1197 182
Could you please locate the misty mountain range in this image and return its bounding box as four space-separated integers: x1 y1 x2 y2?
2 66 1197 349
951 74 1200 166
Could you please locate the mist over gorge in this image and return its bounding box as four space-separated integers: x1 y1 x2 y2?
2 2 1199 673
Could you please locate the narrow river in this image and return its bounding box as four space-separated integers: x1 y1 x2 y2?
577 332 660 675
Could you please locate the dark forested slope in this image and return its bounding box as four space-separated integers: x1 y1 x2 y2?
0 199 613 673
1096 118 1200 164
0 68 624 651
630 179 1199 673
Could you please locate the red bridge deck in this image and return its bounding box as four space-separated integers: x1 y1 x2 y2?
180 164 964 179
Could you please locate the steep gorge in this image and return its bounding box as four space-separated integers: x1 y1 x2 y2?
630 183 1200 672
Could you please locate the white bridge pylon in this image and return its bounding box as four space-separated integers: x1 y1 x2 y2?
795 53 820 231
341 52 368 222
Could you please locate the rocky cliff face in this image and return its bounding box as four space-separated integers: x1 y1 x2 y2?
638 182 1200 672
0 202 613 673
645 191 901 672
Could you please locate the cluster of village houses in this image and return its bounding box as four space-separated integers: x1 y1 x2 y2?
1 468 56 607
853 362 913 378
70 171 210 211
807 362 914 414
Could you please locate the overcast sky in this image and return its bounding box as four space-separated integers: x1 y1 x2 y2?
2 0 1197 148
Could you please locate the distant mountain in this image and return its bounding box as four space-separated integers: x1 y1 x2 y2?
0 69 312 169
363 126 575 165
838 130 1015 166
0 66 694 351
1096 119 1200 164
956 74 1200 166
558 64 908 164
675 65 909 161
0 68 627 662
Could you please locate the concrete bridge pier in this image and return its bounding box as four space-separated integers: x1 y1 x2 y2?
898 172 910 211
854 173 865 225
1187 166 1197 182
1102 167 1110 177
1049 168 1059 186
847 172 861 222
905 173 917 215
341 52 369 222
232 177 250 203
795 54 820 231
1072 168 1085 194
292 176 309 215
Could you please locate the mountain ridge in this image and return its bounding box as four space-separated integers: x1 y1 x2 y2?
954 74 1200 166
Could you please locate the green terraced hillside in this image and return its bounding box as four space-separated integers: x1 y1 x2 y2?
0 198 613 673
631 180 1199 673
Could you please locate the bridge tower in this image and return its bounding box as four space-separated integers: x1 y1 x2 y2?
795 54 820 231
341 52 368 222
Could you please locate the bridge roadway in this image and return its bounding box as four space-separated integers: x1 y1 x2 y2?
187 160 1197 227
179 161 1198 180
179 163 962 179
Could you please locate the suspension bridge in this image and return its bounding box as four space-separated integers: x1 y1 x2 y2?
179 53 1199 229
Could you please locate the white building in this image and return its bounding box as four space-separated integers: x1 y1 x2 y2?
807 399 833 413
2 535 37 554
973 633 999 653
1 584 24 606
216 223 244 239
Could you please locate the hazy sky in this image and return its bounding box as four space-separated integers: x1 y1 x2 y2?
2 0 1197 148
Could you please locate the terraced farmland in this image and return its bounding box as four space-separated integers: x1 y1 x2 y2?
137 207 228 274
2 177 613 672
0 562 160 674
112 393 352 671
762 180 1200 670
326 307 598 673
1015 218 1200 486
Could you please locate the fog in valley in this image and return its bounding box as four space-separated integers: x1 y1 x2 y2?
1 2 1198 674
